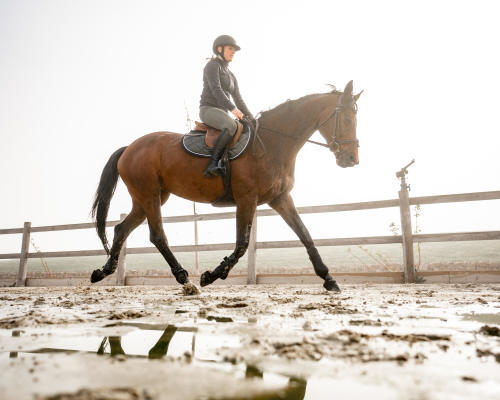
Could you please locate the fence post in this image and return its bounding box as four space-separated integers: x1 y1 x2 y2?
247 213 257 284
116 213 127 286
16 222 31 287
193 202 199 275
397 166 416 283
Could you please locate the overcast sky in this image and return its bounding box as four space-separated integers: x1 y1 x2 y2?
1 0 499 253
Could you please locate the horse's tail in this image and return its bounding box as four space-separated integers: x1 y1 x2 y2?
91 146 128 255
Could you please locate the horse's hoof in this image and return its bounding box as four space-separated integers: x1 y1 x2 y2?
182 281 201 296
200 271 212 287
324 278 341 292
91 269 106 283
175 270 188 285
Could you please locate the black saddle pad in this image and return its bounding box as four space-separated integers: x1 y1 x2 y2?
181 124 251 160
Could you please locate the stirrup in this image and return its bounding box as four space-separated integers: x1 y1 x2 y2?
204 160 225 177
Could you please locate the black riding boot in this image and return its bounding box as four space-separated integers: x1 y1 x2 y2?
203 128 232 177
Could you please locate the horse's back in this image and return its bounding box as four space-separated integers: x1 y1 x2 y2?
118 131 181 181
128 131 182 150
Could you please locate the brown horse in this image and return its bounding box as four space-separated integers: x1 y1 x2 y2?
90 80 361 292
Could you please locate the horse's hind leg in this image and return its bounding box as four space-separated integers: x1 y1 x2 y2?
144 193 189 285
269 193 340 292
91 203 146 283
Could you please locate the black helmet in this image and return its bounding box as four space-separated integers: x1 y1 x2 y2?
212 35 241 54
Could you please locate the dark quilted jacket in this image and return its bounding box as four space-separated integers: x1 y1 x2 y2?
199 57 252 117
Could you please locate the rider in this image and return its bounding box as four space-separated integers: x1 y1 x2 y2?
200 35 253 177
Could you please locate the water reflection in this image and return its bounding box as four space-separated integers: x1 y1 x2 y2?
242 365 307 400
245 364 264 379
207 316 234 323
462 313 500 324
95 324 189 359
93 329 307 399
282 378 307 400
148 325 177 359
9 330 21 358
97 336 126 356
10 324 309 399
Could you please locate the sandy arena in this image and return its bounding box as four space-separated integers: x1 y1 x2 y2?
0 283 499 399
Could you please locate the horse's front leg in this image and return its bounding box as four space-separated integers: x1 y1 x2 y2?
200 202 256 287
269 193 340 292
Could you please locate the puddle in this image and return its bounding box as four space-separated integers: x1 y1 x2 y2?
462 313 500 324
0 309 250 363
8 324 238 362
3 324 314 399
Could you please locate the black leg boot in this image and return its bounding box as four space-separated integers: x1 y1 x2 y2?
203 128 232 177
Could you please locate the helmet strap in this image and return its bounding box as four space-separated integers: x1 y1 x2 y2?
219 45 228 62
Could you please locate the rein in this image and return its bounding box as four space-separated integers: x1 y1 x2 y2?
256 105 359 153
256 126 329 148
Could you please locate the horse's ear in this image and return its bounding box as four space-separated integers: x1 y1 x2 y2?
343 80 353 96
353 90 364 102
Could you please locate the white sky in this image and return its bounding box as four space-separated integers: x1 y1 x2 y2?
1 0 499 253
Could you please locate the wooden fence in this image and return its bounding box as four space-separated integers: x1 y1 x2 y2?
1 182 500 287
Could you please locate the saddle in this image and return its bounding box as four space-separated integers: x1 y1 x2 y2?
181 119 253 208
194 120 244 148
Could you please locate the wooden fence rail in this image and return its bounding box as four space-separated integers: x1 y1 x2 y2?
1 190 499 287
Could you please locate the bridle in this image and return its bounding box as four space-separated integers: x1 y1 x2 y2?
315 103 359 154
255 100 359 155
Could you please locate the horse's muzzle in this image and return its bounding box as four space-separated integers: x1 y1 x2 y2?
337 153 359 168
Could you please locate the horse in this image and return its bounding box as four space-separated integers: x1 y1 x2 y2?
90 80 362 292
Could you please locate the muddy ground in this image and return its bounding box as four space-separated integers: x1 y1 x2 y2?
0 283 499 399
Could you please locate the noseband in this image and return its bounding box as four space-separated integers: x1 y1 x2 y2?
317 104 359 154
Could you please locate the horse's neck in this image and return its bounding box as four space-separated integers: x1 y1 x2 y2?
260 93 337 156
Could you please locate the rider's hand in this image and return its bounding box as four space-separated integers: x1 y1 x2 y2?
232 108 244 120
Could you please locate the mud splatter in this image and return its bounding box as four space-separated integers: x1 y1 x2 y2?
297 301 358 314
349 319 383 326
479 325 500 337
182 282 200 296
0 316 25 329
108 310 151 320
38 387 150 400
216 302 248 308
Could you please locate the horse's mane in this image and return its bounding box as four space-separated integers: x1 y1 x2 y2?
259 85 342 118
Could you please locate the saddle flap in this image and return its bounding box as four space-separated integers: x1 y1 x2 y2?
205 120 244 149
194 121 209 131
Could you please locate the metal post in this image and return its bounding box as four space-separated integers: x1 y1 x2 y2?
396 160 416 283
116 213 127 286
16 222 31 287
193 202 199 275
247 213 257 284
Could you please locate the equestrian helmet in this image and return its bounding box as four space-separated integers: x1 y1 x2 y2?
212 35 241 54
